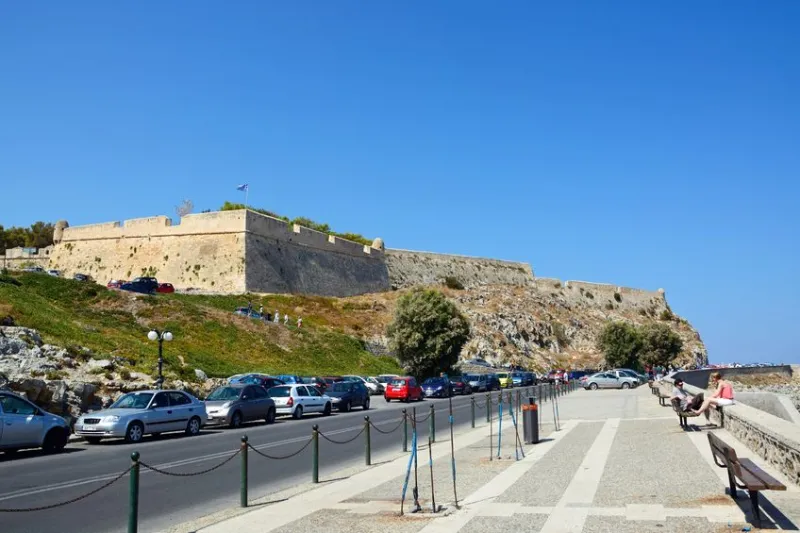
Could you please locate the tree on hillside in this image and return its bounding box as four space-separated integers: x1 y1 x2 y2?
639 323 683 368
597 322 642 369
388 288 471 379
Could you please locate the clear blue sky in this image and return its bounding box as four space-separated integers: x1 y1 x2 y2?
1 2 798 364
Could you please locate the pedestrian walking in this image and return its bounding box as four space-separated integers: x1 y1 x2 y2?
259 305 264 316
297 317 303 328
284 313 289 325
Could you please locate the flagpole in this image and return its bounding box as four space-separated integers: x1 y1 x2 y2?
245 186 249 210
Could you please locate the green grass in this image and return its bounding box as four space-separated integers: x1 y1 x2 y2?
0 273 401 380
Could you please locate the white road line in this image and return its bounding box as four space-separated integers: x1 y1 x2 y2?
539 418 620 533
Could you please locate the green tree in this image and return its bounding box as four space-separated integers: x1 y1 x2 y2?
388 288 471 379
597 322 642 369
639 323 683 367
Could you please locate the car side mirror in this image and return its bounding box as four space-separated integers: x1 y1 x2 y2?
242 395 248 401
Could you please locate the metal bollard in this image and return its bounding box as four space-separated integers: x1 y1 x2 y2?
365 416 372 466
312 425 319 484
402 409 408 452
429 404 436 443
485 393 491 423
471 396 476 428
240 435 248 508
128 452 140 533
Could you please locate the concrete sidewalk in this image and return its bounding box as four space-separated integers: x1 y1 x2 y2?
166 387 800 533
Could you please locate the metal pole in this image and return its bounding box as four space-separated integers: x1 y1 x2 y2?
448 395 458 508
311 425 319 483
402 409 408 452
428 436 436 513
471 396 475 428
240 436 248 507
489 394 493 462
496 393 504 459
364 416 371 466
429 404 435 443
485 393 490 423
128 452 140 533
156 338 163 390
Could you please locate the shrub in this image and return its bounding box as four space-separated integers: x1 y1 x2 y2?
585 291 594 299
614 292 622 302
552 322 569 347
597 322 642 370
444 276 465 290
605 302 614 310
660 309 674 321
45 370 66 380
104 371 114 380
119 369 132 380
640 323 683 367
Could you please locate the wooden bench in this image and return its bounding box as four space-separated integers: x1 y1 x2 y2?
670 398 700 428
657 391 671 406
707 432 786 526
648 381 657 395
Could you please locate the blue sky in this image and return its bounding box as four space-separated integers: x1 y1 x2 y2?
1 2 798 364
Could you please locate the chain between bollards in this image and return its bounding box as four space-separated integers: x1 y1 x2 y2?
402 409 408 452
365 416 372 466
312 424 319 484
429 403 436 443
128 451 140 533
240 435 248 508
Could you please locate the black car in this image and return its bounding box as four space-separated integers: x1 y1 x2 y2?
73 273 92 282
421 377 453 398
120 277 159 294
449 377 473 395
326 381 370 412
485 374 501 391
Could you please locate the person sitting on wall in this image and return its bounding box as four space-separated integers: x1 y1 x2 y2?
692 372 735 415
670 378 704 412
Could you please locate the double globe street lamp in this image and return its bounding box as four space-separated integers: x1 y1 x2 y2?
147 329 173 389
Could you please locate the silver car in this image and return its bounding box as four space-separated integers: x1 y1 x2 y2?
205 384 276 428
74 390 207 444
584 372 638 390
0 391 70 454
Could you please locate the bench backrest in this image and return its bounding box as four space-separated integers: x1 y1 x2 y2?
707 432 743 476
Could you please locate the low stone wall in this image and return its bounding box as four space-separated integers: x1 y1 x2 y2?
661 379 800 486
672 365 794 390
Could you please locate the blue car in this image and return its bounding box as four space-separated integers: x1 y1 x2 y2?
512 373 524 387
421 377 453 398
276 374 302 385
120 277 158 294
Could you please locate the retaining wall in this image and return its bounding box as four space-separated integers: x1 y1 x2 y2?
385 249 533 290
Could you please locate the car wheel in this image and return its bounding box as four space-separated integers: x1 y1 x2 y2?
323 402 332 416
293 405 304 420
265 407 276 425
42 428 67 453
341 401 351 413
589 383 599 390
85 437 102 445
363 398 370 410
622 382 630 389
125 421 144 443
384 396 390 403
185 417 202 436
230 411 243 429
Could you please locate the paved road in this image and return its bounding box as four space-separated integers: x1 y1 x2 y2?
0 388 539 533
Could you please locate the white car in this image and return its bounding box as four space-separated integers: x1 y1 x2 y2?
343 375 383 395
47 269 61 277
267 384 332 419
0 391 70 454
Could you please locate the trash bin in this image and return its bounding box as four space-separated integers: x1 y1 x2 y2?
522 396 539 444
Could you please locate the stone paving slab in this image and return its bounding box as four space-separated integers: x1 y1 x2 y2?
581 515 739 533
271 509 433 533
593 419 723 508
502 422 604 507
458 513 548 533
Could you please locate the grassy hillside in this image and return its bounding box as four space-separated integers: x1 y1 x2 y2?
0 273 401 381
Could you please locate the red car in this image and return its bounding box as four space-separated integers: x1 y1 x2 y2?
156 283 175 293
384 377 423 403
107 279 126 289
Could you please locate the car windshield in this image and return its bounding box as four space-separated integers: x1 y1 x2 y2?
497 373 509 378
423 378 444 386
330 383 352 393
111 392 154 409
390 379 407 386
267 386 291 397
464 375 478 381
207 387 242 401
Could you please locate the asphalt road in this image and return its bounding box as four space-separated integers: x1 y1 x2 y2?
0 389 531 533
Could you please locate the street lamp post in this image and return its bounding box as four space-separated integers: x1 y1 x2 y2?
147 329 173 389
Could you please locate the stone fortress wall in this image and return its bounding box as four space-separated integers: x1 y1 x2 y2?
43 209 668 300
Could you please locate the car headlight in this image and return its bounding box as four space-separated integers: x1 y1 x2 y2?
103 415 120 423
331 397 340 402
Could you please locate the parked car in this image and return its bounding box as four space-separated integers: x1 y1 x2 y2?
511 373 524 387
21 266 44 273
342 375 381 395
322 376 344 387
276 374 303 385
485 374 501 391
496 372 513 389
120 277 158 294
612 368 646 384
384 377 423 402
583 372 638 390
0 391 70 454
326 381 370 412
156 283 175 294
229 374 284 389
449 376 473 395
73 273 92 282
46 269 61 277
364 376 385 395
74 390 207 444
204 384 276 428
421 377 452 398
377 374 401 384
107 279 126 289
233 307 262 319
301 376 328 392
267 384 332 419
464 373 489 392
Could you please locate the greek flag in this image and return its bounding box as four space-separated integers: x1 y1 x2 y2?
236 184 249 191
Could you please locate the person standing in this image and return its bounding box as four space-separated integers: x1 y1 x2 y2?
297 317 302 328
259 305 264 316
274 311 280 323
283 313 289 325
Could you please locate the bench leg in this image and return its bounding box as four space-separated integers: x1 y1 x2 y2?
728 470 738 500
679 415 686 428
748 490 761 526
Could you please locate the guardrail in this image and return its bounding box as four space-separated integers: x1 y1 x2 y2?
0 381 579 532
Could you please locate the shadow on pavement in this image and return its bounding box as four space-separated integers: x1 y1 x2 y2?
0 446 85 463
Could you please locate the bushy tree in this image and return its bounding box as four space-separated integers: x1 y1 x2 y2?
388 288 470 379
0 222 54 252
597 322 642 369
639 323 683 367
